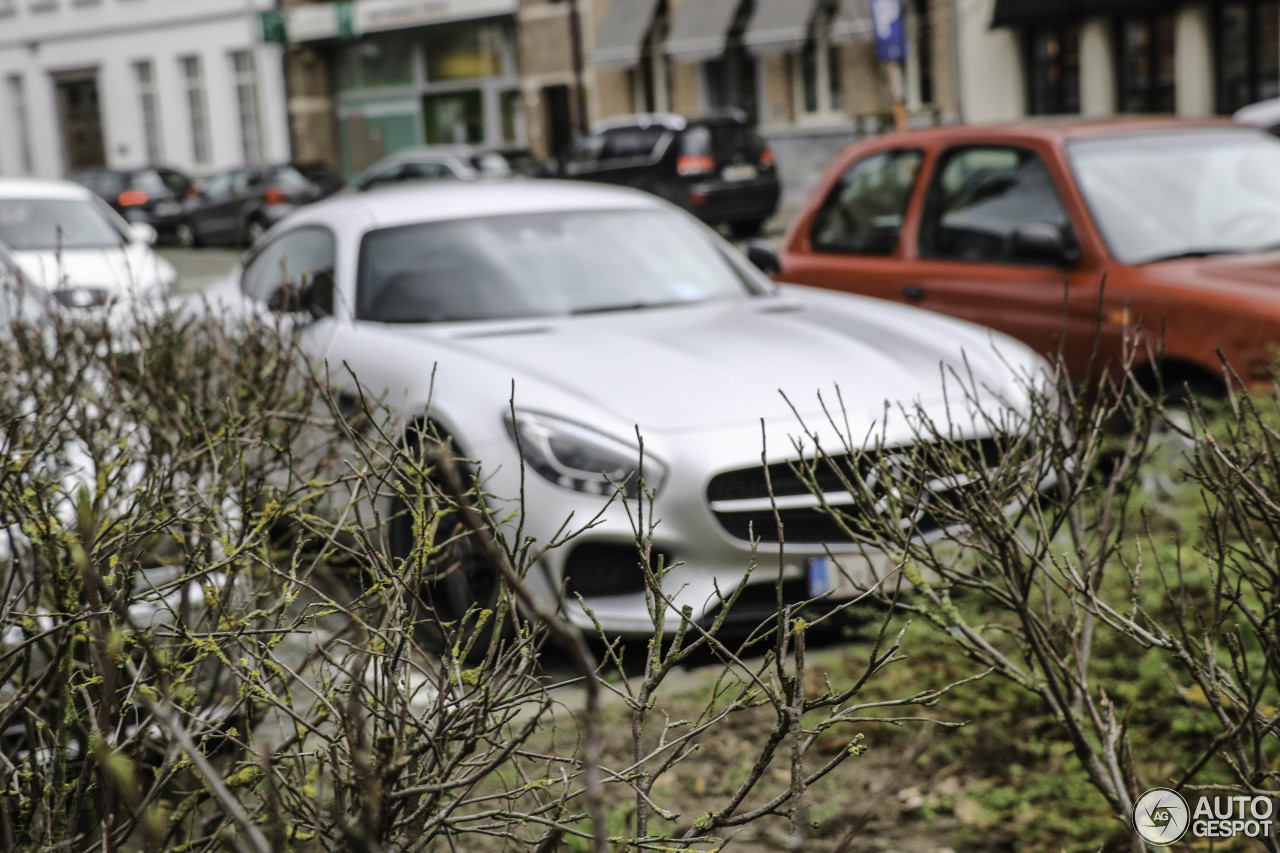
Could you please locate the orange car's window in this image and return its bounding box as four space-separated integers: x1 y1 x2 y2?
919 146 1073 265
810 149 922 255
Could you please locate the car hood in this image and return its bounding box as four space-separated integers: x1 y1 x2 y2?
1140 250 1280 300
12 243 175 299
386 286 1045 433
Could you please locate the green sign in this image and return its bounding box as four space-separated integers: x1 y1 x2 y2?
337 2 356 39
257 9 287 45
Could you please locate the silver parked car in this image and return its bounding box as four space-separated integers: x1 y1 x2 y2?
206 180 1049 635
353 145 544 191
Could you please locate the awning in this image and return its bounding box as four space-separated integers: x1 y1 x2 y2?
990 0 1076 27
742 0 821 55
991 0 1178 27
593 0 664 67
666 0 744 61
832 0 874 42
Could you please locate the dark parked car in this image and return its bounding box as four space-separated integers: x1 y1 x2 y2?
353 145 544 191
69 167 194 240
291 160 345 197
178 164 325 248
557 112 780 238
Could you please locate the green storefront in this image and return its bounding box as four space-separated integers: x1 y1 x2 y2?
289 0 524 179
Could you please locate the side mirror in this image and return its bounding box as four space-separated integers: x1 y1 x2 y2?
1009 223 1078 266
746 241 780 277
301 270 335 319
129 222 158 246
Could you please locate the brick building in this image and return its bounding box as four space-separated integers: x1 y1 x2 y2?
521 0 963 205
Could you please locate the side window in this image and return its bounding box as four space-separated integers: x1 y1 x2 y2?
401 161 452 181
204 172 234 197
919 146 1073 264
564 136 606 170
241 226 337 307
600 127 665 161
363 164 406 189
232 170 259 194
810 150 922 255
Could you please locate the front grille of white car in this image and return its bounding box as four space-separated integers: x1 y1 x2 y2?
705 437 1005 545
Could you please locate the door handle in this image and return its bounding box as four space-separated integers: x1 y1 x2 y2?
902 283 925 302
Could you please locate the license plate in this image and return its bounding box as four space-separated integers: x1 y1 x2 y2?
155 201 181 215
722 164 758 182
807 555 862 599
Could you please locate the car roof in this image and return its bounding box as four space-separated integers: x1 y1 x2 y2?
0 178 97 200
296 178 665 231
867 116 1245 146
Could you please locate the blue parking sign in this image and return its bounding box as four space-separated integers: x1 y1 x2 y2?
871 0 907 63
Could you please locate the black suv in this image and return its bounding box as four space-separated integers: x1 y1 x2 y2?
70 167 194 240
557 112 780 237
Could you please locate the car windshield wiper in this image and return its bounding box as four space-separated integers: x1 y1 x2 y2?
571 298 705 316
1138 247 1251 264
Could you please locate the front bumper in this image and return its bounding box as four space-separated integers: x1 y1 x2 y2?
474 413 995 636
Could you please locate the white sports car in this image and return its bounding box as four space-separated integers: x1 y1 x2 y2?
208 180 1049 635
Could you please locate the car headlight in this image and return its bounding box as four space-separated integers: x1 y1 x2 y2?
505 411 666 499
52 287 111 309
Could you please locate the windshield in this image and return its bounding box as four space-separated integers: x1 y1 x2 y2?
1069 128 1280 263
357 208 764 323
0 198 129 251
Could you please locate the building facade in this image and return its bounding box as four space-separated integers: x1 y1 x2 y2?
281 0 523 178
0 0 290 179
279 0 963 204
958 0 1264 124
555 0 964 206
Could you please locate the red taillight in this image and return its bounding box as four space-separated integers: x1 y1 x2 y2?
263 185 287 205
677 154 716 177
687 191 708 205
117 190 148 207
186 185 198 198
759 147 775 166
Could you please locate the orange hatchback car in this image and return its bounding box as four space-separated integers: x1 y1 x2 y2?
777 118 1280 395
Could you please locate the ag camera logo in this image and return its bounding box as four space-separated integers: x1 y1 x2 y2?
1134 788 1190 846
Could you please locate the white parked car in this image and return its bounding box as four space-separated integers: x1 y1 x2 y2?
0 178 176 310
206 180 1049 635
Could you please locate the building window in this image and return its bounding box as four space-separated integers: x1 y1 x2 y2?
423 21 507 82
634 16 670 113
134 61 163 163
1216 1 1280 114
7 74 33 174
338 33 415 91
231 51 263 164
701 45 758 122
909 0 934 107
1026 24 1081 115
1116 12 1177 113
180 55 211 164
795 3 842 119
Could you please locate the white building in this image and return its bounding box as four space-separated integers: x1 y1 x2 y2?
0 0 290 179
956 0 1252 125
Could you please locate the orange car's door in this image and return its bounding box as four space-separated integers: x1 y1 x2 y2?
898 144 1123 380
786 147 928 303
